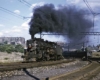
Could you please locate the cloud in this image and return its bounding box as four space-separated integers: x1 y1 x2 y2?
88 2 100 13
0 32 3 36
30 2 45 9
10 0 14 3
14 10 20 14
21 19 30 30
29 13 33 16
90 3 100 8
35 32 66 42
0 25 22 36
66 0 100 10
1 26 21 35
66 0 82 5
67 0 80 4
0 24 4 27
12 29 21 32
88 0 100 7
0 19 31 40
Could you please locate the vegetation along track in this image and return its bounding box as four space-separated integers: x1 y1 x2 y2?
0 59 74 72
50 61 100 80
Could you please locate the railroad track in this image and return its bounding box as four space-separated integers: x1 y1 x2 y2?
50 61 100 80
0 59 74 72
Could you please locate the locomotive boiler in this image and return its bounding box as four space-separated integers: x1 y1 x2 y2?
21 38 64 62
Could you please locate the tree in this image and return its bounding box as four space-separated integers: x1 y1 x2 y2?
5 44 14 53
15 44 24 53
0 44 14 53
0 44 24 53
0 45 5 52
6 48 12 53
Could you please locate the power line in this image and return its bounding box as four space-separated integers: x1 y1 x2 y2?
0 17 18 24
23 16 32 19
18 0 100 19
83 0 100 15
0 6 31 20
0 8 22 19
18 0 31 7
83 0 100 33
22 0 31 6
41 33 68 35
83 0 94 14
0 6 24 19
85 0 93 13
18 0 32 19
18 0 30 7
81 32 100 35
0 15 27 25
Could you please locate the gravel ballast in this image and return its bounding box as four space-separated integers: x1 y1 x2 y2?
92 72 100 80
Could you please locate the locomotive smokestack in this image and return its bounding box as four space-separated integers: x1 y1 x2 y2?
39 27 42 39
31 35 34 39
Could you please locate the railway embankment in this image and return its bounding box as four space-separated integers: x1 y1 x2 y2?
0 60 89 80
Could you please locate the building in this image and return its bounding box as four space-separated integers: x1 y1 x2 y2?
0 37 25 46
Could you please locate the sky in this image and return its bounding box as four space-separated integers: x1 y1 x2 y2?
0 0 100 44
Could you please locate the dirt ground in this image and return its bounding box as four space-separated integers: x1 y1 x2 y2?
0 52 23 63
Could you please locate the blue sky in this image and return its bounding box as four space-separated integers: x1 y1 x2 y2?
0 0 100 44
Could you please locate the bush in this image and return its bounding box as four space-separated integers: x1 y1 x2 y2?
4 57 9 60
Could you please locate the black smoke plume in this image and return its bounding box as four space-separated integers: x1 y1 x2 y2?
29 4 92 44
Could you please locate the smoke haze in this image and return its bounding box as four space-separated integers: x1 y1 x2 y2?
29 4 92 44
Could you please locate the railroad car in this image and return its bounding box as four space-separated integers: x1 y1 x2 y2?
88 50 100 60
63 48 100 60
62 50 87 59
21 38 64 62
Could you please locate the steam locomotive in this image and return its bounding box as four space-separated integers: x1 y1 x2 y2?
21 38 64 62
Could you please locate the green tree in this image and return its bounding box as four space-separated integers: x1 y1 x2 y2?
0 44 24 53
5 44 15 53
6 48 12 53
0 45 5 52
15 44 24 53
0 44 15 53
